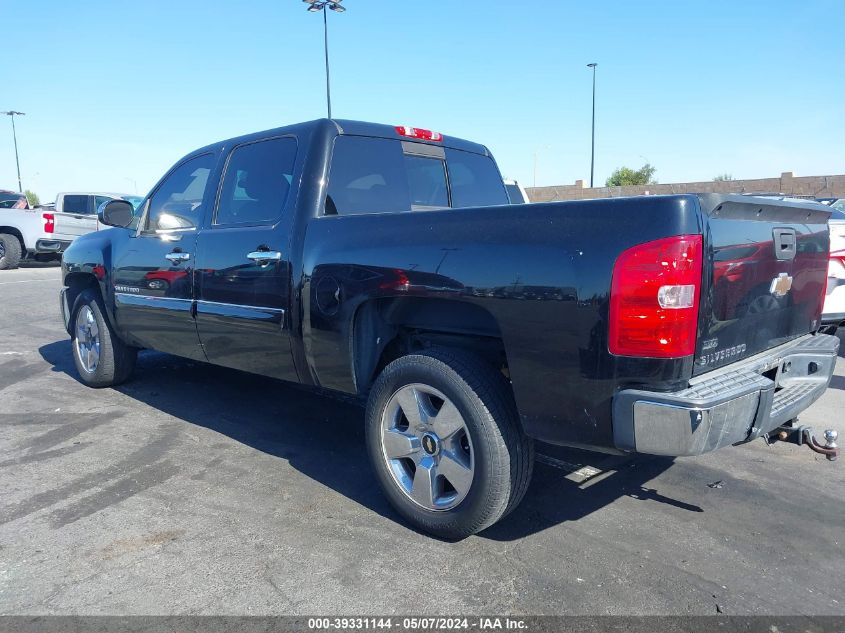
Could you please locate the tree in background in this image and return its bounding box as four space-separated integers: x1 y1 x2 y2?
713 173 734 182
605 164 657 187
24 190 40 207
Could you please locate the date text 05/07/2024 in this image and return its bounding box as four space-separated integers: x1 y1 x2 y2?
306 617 528 630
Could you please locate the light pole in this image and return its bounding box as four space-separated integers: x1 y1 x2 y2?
3 111 25 192
303 0 346 119
587 63 597 188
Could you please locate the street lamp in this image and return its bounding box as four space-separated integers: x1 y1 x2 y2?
3 111 25 192
586 63 597 188
303 0 346 119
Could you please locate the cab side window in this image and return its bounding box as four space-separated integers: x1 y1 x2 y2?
326 136 410 215
445 148 509 208
215 137 297 226
145 154 214 231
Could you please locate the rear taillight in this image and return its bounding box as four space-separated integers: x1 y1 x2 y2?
395 126 443 142
609 234 703 358
43 213 54 234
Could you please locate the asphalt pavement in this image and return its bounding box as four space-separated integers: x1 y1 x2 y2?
0 263 843 615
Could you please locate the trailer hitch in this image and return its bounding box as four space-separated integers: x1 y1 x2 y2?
768 423 839 461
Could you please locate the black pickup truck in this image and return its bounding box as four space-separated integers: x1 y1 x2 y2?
60 119 839 538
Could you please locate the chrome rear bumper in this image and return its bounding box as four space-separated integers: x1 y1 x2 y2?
35 239 71 253
613 334 840 456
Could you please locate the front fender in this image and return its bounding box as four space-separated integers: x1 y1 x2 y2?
61 229 123 331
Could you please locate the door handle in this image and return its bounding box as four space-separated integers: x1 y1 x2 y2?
165 251 191 263
247 250 282 264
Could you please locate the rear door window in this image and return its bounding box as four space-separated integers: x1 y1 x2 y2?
215 137 297 226
446 148 508 208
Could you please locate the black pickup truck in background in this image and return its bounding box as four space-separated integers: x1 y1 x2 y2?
59 119 839 538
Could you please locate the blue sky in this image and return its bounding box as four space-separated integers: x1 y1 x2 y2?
2 0 843 200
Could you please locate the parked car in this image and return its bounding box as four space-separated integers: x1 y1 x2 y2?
59 119 838 538
822 205 845 330
0 189 27 209
503 179 530 204
0 191 137 269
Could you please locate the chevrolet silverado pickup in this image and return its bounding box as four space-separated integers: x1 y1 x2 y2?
59 119 839 538
0 192 138 269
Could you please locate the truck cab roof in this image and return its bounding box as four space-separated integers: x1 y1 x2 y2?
196 119 492 159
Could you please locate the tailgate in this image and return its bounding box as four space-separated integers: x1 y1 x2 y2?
693 194 830 376
53 211 98 239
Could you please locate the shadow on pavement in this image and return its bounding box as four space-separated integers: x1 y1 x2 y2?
39 339 696 541
481 452 697 542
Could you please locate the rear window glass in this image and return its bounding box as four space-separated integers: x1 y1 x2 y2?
326 136 508 216
63 195 89 214
404 154 448 209
0 192 26 208
446 148 508 208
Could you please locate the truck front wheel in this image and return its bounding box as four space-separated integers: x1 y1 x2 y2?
0 233 22 270
365 349 534 539
70 289 137 388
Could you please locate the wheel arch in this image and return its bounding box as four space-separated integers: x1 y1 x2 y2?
0 226 26 255
351 296 511 396
63 272 119 334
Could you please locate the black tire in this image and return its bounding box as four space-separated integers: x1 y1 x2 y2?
365 348 534 539
70 289 137 388
0 233 22 270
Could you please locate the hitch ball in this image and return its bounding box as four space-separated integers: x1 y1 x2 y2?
824 429 838 461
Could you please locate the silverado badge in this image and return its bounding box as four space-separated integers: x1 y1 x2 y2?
769 272 793 298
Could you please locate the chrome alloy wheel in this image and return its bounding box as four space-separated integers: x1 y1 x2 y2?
380 384 475 511
74 305 101 374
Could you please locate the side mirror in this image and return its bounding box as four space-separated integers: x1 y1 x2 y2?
98 199 134 228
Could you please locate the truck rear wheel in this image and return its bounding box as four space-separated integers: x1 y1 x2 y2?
70 289 137 388
0 233 22 270
365 348 534 539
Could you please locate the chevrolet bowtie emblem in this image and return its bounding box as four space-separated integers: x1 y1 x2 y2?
770 272 793 297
